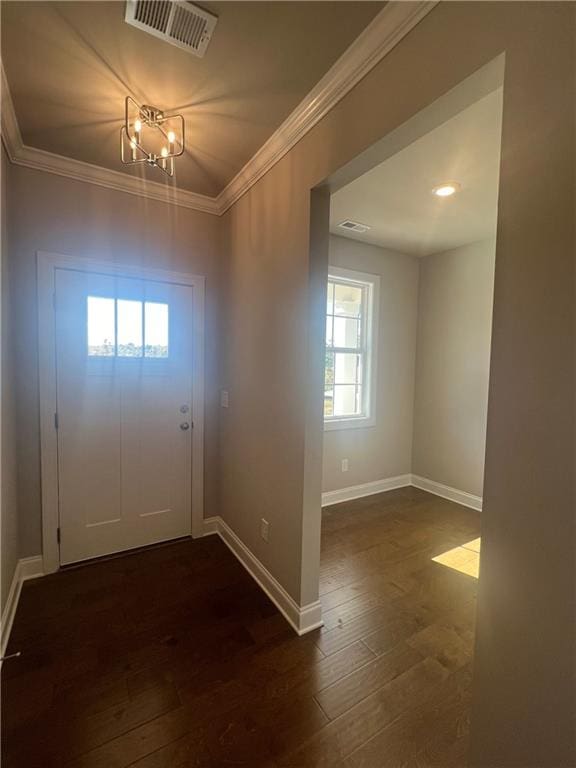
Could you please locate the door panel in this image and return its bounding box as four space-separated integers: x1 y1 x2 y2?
55 268 193 564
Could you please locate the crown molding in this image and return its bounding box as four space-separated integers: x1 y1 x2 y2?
12 143 220 215
1 62 23 156
1 2 437 217
215 1 437 214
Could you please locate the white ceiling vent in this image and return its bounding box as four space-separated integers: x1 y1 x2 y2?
338 220 372 234
125 1 218 58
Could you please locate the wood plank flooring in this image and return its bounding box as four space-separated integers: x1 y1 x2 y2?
2 486 480 767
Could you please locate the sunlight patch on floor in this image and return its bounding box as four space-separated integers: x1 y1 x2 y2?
432 538 481 578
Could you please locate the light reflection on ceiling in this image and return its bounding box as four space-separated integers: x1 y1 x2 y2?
1 1 383 196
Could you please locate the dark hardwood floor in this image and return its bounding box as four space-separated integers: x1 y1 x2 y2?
2 486 480 767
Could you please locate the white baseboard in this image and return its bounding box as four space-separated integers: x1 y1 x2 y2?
18 555 45 581
411 475 483 512
1 556 44 658
202 516 322 636
201 516 219 536
322 474 412 507
322 473 482 512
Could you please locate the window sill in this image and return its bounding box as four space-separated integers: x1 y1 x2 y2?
324 415 375 432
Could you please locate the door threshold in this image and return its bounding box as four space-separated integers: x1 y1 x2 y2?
59 535 193 571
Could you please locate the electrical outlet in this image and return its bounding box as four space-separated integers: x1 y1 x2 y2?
260 518 270 542
220 389 229 408
341 458 349 472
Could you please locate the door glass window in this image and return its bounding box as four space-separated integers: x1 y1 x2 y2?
144 302 169 358
87 297 169 358
117 299 143 357
87 297 115 357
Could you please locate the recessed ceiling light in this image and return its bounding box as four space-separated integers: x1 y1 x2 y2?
432 182 460 198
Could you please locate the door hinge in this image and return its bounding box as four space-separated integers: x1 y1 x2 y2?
57 527 61 544
54 412 59 429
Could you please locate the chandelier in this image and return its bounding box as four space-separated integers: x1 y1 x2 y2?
120 96 184 177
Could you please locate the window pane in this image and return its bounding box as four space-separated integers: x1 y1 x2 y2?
334 283 362 317
327 282 334 314
326 316 334 347
144 302 169 358
325 350 335 388
117 299 143 357
324 351 334 416
335 352 360 385
87 296 115 356
334 385 358 416
333 316 360 348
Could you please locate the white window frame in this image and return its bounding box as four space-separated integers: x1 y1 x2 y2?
324 266 379 431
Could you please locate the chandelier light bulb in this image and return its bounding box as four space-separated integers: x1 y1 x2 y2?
161 146 168 158
167 130 175 155
134 118 142 133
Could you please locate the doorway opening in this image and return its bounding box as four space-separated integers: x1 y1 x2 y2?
309 56 504 763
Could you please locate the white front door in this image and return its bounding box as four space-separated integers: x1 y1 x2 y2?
55 268 194 564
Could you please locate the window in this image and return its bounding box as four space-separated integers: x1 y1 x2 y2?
324 267 378 429
87 297 169 358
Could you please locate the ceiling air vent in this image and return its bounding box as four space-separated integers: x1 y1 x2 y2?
338 220 372 234
125 1 218 58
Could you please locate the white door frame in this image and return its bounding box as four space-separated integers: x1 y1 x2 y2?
37 251 206 574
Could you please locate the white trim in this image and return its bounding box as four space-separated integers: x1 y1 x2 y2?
322 474 412 506
411 474 483 512
0 62 22 156
322 473 483 511
202 516 219 536
18 556 44 581
202 517 323 635
1 3 437 215
12 144 220 215
1 568 22 658
1 557 44 658
37 251 206 573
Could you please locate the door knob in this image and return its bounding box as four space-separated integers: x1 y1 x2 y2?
180 422 190 431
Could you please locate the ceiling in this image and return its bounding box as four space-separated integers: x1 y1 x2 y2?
1 1 383 198
330 88 503 257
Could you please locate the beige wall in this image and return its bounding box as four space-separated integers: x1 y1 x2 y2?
1 145 19 613
323 236 494 500
2 2 574 763
322 235 419 492
412 239 496 497
8 164 221 557
219 4 575 766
